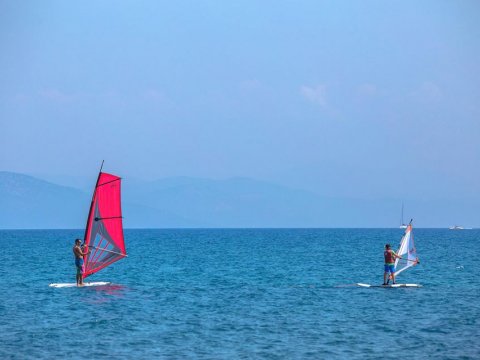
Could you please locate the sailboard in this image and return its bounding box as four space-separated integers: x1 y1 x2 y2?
355 220 420 288
49 162 127 288
49 282 111 288
356 283 421 288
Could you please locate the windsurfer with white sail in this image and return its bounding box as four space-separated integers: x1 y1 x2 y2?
73 238 91 286
383 244 402 285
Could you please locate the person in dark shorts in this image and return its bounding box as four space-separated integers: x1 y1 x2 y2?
383 244 402 285
73 238 90 286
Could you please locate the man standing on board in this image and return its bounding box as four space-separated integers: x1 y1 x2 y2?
383 244 402 285
73 238 90 286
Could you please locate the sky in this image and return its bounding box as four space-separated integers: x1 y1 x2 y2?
1 1 479 202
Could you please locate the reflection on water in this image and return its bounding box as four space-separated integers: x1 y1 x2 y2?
82 284 129 304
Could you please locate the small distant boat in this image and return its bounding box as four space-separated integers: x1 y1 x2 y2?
449 225 465 230
399 203 407 229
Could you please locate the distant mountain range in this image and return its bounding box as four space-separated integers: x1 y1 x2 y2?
0 171 478 228
0 172 86 229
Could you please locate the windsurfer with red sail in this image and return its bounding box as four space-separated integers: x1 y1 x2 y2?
73 238 90 286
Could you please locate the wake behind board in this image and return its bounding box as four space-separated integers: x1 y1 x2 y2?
356 283 421 288
49 282 111 288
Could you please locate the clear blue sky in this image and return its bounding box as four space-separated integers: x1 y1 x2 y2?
1 1 479 201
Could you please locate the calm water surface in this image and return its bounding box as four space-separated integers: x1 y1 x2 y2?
1 228 479 359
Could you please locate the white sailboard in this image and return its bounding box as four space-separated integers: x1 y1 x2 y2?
356 283 421 288
356 220 421 288
49 282 111 288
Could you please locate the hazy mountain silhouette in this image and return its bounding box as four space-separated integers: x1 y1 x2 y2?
0 172 194 229
0 171 478 228
0 172 88 229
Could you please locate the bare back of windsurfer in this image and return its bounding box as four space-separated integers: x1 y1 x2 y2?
383 244 402 285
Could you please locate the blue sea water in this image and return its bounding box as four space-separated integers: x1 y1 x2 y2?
1 228 479 359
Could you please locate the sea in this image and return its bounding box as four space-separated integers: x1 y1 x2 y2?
0 228 479 359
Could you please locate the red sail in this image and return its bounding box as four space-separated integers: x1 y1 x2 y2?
83 172 126 278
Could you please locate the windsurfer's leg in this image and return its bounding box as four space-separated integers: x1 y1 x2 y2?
76 266 83 285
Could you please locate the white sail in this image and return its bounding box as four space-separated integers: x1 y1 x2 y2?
394 222 419 276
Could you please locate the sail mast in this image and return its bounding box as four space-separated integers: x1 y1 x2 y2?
83 160 104 244
401 203 404 226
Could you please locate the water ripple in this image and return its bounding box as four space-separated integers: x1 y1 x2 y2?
0 228 479 359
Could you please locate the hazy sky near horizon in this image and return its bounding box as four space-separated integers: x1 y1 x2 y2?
1 1 479 200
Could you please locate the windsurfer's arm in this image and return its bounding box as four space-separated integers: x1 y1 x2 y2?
75 246 91 257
